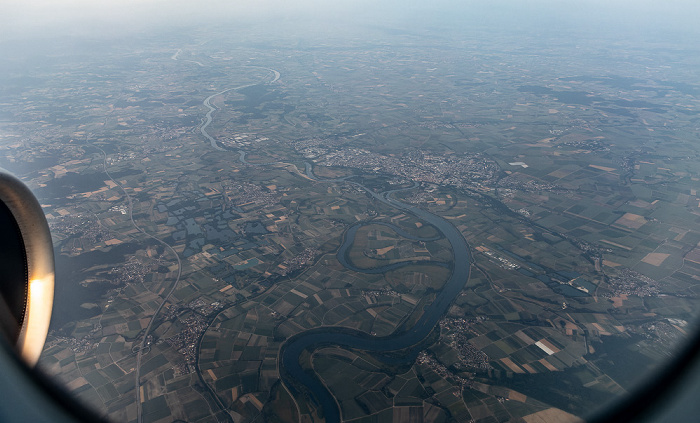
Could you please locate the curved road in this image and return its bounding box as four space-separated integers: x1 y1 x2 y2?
91 144 184 423
280 165 473 423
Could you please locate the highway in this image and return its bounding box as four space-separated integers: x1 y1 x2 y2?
91 144 185 423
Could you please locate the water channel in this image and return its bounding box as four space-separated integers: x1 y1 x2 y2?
280 164 473 423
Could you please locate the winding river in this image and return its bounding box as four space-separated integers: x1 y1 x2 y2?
280 164 473 423
199 67 279 152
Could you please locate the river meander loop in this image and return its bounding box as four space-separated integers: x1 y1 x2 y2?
280 166 473 423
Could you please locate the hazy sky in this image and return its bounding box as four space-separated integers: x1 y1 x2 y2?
2 0 699 41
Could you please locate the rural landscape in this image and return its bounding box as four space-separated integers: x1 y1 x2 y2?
1 5 700 423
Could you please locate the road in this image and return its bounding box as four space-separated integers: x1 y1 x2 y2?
90 144 185 423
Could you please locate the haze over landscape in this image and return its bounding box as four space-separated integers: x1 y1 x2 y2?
2 1 700 422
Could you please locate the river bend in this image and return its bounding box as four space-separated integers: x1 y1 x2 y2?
280 164 473 423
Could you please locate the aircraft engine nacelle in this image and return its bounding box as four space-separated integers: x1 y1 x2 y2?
0 168 54 366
